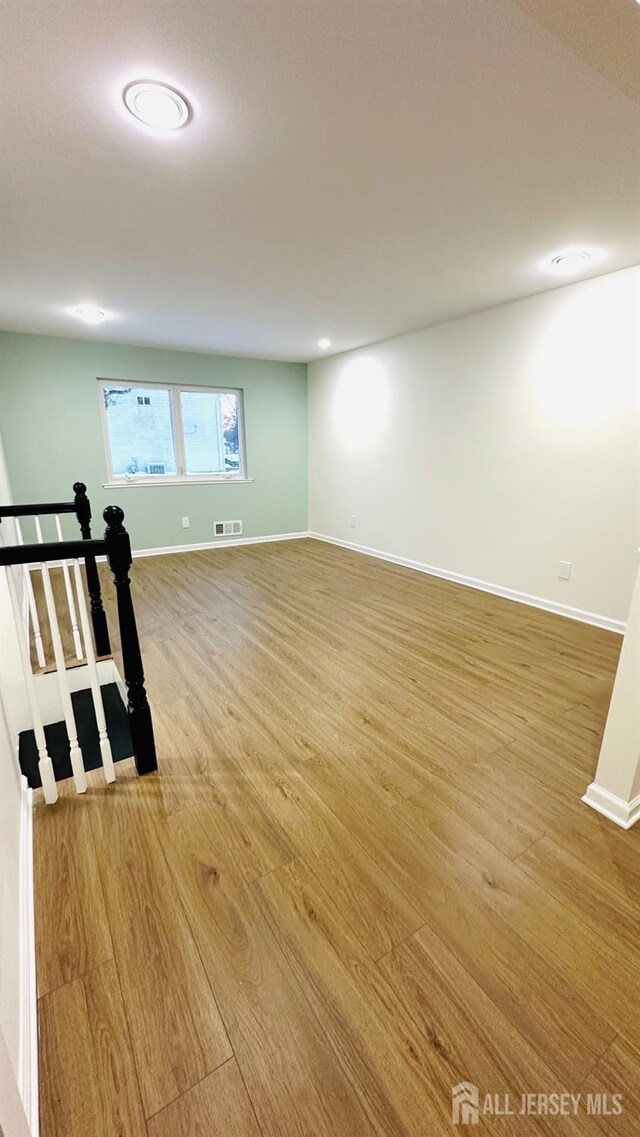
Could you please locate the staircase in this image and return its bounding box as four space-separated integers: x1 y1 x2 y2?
0 483 157 803
19 683 131 787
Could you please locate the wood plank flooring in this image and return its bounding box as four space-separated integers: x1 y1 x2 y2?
34 538 640 1136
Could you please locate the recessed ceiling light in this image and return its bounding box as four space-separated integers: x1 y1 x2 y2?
123 80 191 130
544 248 603 277
549 252 591 276
317 338 332 349
71 305 109 325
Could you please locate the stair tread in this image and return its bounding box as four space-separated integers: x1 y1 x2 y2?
19 684 132 788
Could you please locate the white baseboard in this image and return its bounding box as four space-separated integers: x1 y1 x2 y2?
28 528 625 634
27 531 311 570
131 530 310 558
582 782 640 829
309 532 625 634
18 776 38 1136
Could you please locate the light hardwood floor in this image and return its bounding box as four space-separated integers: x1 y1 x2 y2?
34 539 640 1136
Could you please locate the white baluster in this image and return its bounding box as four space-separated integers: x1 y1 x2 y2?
15 519 46 669
4 565 58 804
53 515 83 660
38 554 87 794
71 559 115 784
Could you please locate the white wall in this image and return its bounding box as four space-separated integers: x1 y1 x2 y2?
309 267 640 626
0 433 34 1135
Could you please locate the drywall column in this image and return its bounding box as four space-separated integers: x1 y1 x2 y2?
583 557 640 828
0 430 36 1136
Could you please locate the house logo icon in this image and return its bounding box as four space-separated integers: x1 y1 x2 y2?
452 1082 479 1125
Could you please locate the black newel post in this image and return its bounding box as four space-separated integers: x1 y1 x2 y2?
74 481 111 656
103 505 157 775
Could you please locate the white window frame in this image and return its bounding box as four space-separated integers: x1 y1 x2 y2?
98 379 251 487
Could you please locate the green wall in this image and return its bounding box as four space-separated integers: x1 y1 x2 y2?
0 331 308 550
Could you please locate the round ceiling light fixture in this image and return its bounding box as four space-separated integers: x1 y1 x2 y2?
544 248 604 277
71 304 110 324
123 80 191 130
317 338 332 349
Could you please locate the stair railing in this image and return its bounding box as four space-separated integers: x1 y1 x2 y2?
13 520 46 669
3 564 58 804
0 505 157 799
101 506 157 776
35 514 83 661
71 557 116 784
72 482 111 657
0 481 111 662
37 544 87 793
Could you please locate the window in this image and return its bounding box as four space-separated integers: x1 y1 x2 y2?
100 380 246 484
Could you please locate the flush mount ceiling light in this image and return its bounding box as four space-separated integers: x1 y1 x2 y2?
544 248 603 277
71 304 109 325
123 80 191 130
317 338 332 349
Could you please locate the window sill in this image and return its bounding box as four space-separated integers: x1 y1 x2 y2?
102 476 254 488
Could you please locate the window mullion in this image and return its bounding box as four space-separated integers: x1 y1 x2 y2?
172 387 187 477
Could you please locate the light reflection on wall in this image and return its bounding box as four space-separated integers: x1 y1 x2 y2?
331 356 390 452
527 287 638 428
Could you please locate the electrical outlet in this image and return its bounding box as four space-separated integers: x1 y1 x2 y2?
558 560 572 581
181 516 190 529
349 514 357 529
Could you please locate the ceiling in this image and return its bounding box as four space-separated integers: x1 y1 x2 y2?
514 0 640 105
0 0 638 362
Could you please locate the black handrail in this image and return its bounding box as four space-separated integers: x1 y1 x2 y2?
0 538 106 565
0 503 157 778
0 482 111 656
0 479 88 519
0 501 80 517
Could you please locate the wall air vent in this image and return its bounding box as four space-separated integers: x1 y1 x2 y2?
214 520 243 537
